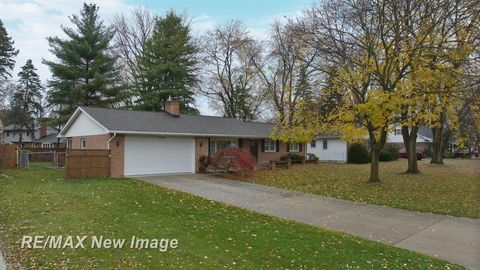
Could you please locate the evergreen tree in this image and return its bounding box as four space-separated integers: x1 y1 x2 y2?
0 19 19 81
138 11 198 114
10 59 43 142
43 3 122 124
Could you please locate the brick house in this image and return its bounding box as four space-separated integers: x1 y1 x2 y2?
58 100 306 177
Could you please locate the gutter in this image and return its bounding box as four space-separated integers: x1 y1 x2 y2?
107 132 117 150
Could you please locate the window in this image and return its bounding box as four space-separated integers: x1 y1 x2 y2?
311 140 316 148
323 140 328 149
289 143 300 152
67 139 72 149
394 128 402 135
80 138 86 149
264 140 276 152
209 139 238 156
6 131 9 137
42 143 53 149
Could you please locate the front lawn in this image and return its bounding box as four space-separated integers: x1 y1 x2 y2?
231 159 480 218
0 164 462 269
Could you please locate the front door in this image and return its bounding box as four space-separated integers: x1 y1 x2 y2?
250 140 258 161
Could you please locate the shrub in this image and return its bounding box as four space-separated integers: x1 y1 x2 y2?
198 155 211 173
348 143 369 164
280 153 304 163
307 153 319 162
379 151 394 162
211 147 254 172
385 145 400 160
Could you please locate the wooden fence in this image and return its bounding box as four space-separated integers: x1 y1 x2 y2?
0 144 18 170
65 149 110 179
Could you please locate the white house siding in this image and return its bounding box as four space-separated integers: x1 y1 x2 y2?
307 138 347 163
64 112 108 137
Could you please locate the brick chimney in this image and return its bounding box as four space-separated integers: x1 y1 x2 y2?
40 121 48 138
165 97 180 117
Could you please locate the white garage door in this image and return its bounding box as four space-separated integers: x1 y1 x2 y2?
124 136 195 176
307 139 347 162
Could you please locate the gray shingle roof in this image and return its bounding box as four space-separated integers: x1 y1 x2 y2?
81 107 275 138
418 126 433 140
35 133 66 143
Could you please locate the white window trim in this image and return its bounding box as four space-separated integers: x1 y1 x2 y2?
42 143 52 149
210 138 238 156
80 138 86 149
289 143 300 152
264 139 276 152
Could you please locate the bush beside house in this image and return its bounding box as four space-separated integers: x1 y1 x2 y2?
348 143 369 164
211 148 254 172
280 153 304 163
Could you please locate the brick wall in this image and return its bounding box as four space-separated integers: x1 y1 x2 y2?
257 141 306 165
109 135 124 178
195 137 209 172
72 134 111 150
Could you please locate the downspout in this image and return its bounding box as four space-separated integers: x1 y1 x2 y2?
107 132 117 150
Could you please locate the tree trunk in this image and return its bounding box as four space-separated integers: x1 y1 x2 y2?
431 113 445 164
369 148 381 182
406 139 419 173
431 127 444 164
402 126 420 174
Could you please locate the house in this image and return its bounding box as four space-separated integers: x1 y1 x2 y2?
386 126 433 151
307 126 434 163
58 100 306 177
308 134 348 163
0 122 64 148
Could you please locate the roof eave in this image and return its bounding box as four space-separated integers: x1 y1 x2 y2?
111 130 271 139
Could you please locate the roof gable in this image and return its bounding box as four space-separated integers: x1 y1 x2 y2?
59 108 109 137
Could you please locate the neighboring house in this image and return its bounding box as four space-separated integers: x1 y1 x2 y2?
386 126 433 151
34 133 67 149
307 126 434 163
0 122 62 148
308 134 348 163
58 100 306 177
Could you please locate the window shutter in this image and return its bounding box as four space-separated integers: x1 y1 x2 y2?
299 143 303 152
286 143 290 152
275 140 280 152
261 139 265 152
208 138 211 156
238 138 243 148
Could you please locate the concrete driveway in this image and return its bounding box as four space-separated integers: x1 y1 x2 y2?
138 174 480 269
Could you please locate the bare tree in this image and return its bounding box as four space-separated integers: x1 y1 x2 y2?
250 20 318 125
200 20 266 120
113 7 156 105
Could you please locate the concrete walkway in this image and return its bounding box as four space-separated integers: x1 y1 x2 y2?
138 174 480 269
0 249 6 270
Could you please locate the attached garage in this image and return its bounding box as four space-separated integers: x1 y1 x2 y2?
307 138 347 163
124 136 195 176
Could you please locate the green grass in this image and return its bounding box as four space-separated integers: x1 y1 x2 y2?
230 159 480 218
0 164 463 269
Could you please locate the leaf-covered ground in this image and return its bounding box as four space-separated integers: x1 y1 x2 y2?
0 163 463 269
231 159 480 218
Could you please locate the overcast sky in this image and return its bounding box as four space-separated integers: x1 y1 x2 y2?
1 0 312 115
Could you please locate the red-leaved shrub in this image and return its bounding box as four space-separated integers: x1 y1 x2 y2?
211 147 255 172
